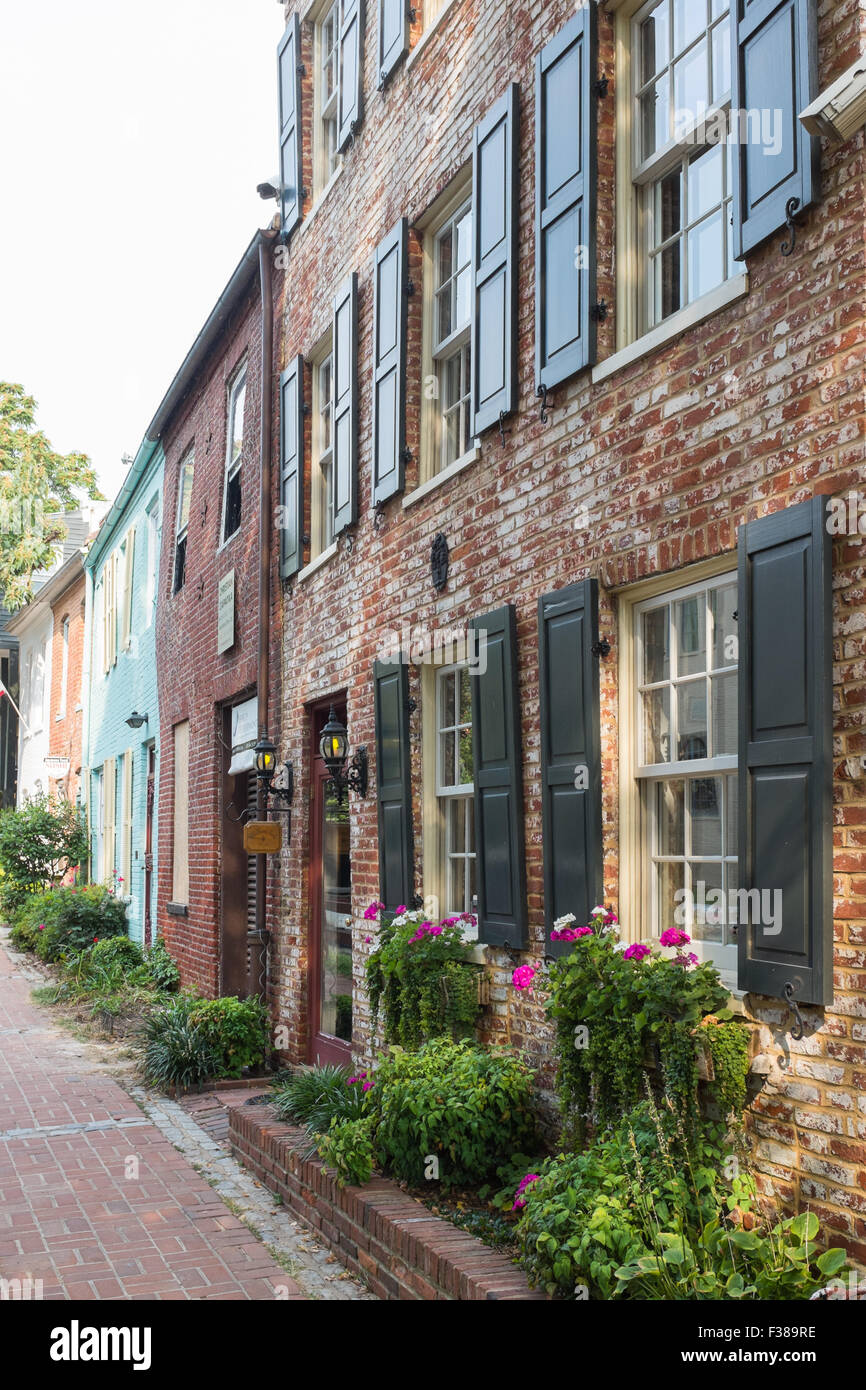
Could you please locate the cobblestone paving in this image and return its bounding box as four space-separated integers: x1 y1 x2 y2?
0 931 371 1301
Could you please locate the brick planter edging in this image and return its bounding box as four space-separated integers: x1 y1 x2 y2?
226 1096 546 1301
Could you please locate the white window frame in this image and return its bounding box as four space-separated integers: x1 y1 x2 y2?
419 172 476 485
429 661 477 922
311 0 343 200
93 768 104 883
221 364 247 543
173 450 195 594
612 0 740 352
145 497 160 622
618 559 740 987
58 615 69 719
310 336 335 559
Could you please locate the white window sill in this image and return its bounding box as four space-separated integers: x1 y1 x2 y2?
406 0 462 72
592 274 749 385
402 444 481 509
216 529 240 557
297 541 338 584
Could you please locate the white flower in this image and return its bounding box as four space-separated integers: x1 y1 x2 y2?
591 904 606 917
553 913 577 931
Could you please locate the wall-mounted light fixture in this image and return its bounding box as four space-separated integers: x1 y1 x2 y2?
252 734 294 840
125 711 149 729
319 706 368 803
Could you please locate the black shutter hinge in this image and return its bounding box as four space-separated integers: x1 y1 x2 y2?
302 402 312 416
595 73 609 99
302 532 311 547
592 639 612 659
498 411 511 447
536 383 550 424
406 697 418 715
400 446 413 464
781 197 802 257
406 279 416 297
408 6 417 21
373 500 387 531
591 300 609 323
297 62 306 76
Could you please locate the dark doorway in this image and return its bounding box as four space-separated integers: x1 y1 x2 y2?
308 701 352 1065
220 704 257 999
143 744 156 947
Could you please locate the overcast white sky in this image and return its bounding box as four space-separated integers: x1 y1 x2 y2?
0 1 285 499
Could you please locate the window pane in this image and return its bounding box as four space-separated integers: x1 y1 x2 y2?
712 15 731 102
690 861 724 942
458 728 473 786
710 583 738 668
688 209 724 302
673 0 704 56
711 671 737 755
437 287 452 346
443 730 456 784
442 671 456 728
656 779 685 855
643 687 671 764
642 606 670 683
688 142 722 223
677 682 707 760
436 224 453 291
230 380 246 468
674 38 707 125
641 74 670 160
455 267 472 332
449 795 465 850
726 773 738 857
445 352 462 409
640 4 669 85
675 594 705 676
657 167 683 243
455 209 472 270
657 859 685 935
459 667 472 723
691 777 722 854
659 239 682 318
442 406 460 469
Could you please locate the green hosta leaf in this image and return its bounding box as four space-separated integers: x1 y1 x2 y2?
816 1248 847 1278
790 1212 819 1243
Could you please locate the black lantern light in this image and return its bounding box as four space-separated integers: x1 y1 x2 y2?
252 734 294 821
319 706 368 802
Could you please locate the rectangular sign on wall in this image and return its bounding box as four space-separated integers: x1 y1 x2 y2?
243 820 282 854
217 570 235 653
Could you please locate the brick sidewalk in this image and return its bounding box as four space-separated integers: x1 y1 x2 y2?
0 939 306 1300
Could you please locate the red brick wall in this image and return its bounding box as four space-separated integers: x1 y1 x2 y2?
268 0 866 1255
48 569 86 808
154 255 284 996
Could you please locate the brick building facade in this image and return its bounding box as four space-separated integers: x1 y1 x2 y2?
47 558 86 807
265 0 866 1263
153 234 284 999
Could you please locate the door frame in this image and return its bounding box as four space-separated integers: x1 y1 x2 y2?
308 697 353 1066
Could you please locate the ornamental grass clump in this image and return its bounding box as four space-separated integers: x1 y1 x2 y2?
364 902 481 1049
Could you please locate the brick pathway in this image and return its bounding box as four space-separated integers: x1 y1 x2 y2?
0 936 306 1300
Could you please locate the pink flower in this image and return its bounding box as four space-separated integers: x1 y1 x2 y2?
396 905 407 915
348 1076 359 1085
38 924 45 931
362 1081 374 1093
363 901 384 920
512 1174 541 1211
660 927 691 948
512 964 537 991
604 911 618 925
364 935 372 944
623 942 651 962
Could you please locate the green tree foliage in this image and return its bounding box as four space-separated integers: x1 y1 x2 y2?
0 382 103 608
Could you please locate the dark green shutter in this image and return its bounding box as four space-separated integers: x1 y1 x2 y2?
372 220 408 506
378 0 408 87
278 16 302 238
470 606 527 947
535 6 597 393
338 0 365 151
279 356 304 580
471 84 519 437
732 0 819 259
374 660 414 910
539 580 603 960
737 496 833 1006
332 273 358 536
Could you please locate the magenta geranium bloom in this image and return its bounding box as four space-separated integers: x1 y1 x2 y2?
512 964 537 990
623 942 651 962
660 927 691 948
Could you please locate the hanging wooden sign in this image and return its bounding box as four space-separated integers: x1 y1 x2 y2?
243 820 282 854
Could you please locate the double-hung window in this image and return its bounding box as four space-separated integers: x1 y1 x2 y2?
173 451 194 594
435 664 476 917
426 190 473 476
311 344 335 558
635 572 738 981
313 1 342 197
58 616 69 719
222 366 246 542
631 0 735 334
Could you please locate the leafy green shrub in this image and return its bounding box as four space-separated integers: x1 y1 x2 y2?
145 937 180 993
0 795 88 916
316 1115 376 1187
186 996 269 1079
517 1091 848 1300
365 903 481 1049
142 996 222 1089
373 1039 538 1189
30 885 129 961
272 1064 355 1126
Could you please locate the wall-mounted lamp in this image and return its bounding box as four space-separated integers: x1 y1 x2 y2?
319 706 368 803
126 711 149 729
252 735 294 839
